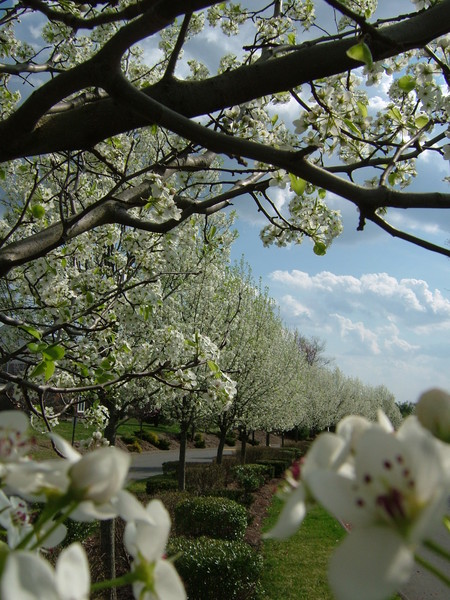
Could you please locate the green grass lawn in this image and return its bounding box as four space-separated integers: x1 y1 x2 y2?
260 498 345 600
30 417 181 460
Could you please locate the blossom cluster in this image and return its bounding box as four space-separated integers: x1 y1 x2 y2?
265 389 450 600
0 411 186 600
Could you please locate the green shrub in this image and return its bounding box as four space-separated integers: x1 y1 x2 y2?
255 458 290 478
225 432 236 446
203 488 254 508
162 460 180 475
175 496 247 541
61 519 98 547
127 439 142 453
120 434 136 444
135 429 160 446
193 432 206 448
157 436 171 450
168 536 263 600
185 464 226 494
145 474 178 495
231 464 268 491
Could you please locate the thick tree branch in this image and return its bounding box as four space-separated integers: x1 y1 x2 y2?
1 0 449 161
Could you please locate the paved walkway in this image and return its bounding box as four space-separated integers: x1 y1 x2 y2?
400 519 450 600
128 447 234 479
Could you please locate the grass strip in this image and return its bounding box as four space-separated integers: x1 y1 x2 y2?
260 497 345 599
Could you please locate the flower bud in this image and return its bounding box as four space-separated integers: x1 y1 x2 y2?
416 388 450 443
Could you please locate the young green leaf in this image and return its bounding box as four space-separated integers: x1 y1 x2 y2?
43 344 65 361
346 41 373 69
44 360 55 381
31 205 45 219
30 361 47 378
289 173 307 196
398 75 415 93
20 325 42 340
415 115 429 129
313 241 327 256
343 118 362 136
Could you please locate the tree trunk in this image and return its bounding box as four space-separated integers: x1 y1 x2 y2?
265 431 270 446
178 422 188 491
216 425 227 465
281 431 285 447
100 398 119 598
239 428 247 463
100 519 117 600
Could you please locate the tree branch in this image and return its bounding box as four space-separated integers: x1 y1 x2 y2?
1 0 449 161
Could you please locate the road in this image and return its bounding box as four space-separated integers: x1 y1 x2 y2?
128 447 235 480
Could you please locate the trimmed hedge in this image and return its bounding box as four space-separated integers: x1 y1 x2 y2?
168 536 263 600
255 458 291 478
135 429 159 446
202 488 254 508
231 464 269 491
145 474 178 494
175 496 247 541
134 429 171 450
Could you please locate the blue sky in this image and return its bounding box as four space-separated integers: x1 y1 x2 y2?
229 187 450 405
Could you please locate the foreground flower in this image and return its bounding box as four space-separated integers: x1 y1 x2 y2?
119 498 186 600
307 416 450 600
264 431 349 539
1 542 90 600
5 433 131 521
265 410 401 540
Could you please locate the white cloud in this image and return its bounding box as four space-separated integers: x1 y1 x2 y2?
332 314 381 355
280 294 312 318
268 269 450 402
368 95 389 111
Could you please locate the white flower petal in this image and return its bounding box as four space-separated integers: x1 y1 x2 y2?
328 527 414 600
124 500 171 562
307 470 371 527
153 560 186 600
50 433 82 463
263 484 307 539
69 446 130 503
56 543 90 600
114 489 150 523
1 551 58 600
40 522 67 549
302 432 347 477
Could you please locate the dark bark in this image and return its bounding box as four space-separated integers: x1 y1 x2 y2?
99 519 117 600
178 421 188 491
239 427 247 463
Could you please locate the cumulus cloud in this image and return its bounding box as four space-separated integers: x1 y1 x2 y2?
332 314 381 355
268 269 450 402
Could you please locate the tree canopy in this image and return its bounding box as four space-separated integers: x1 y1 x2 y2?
0 0 449 279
